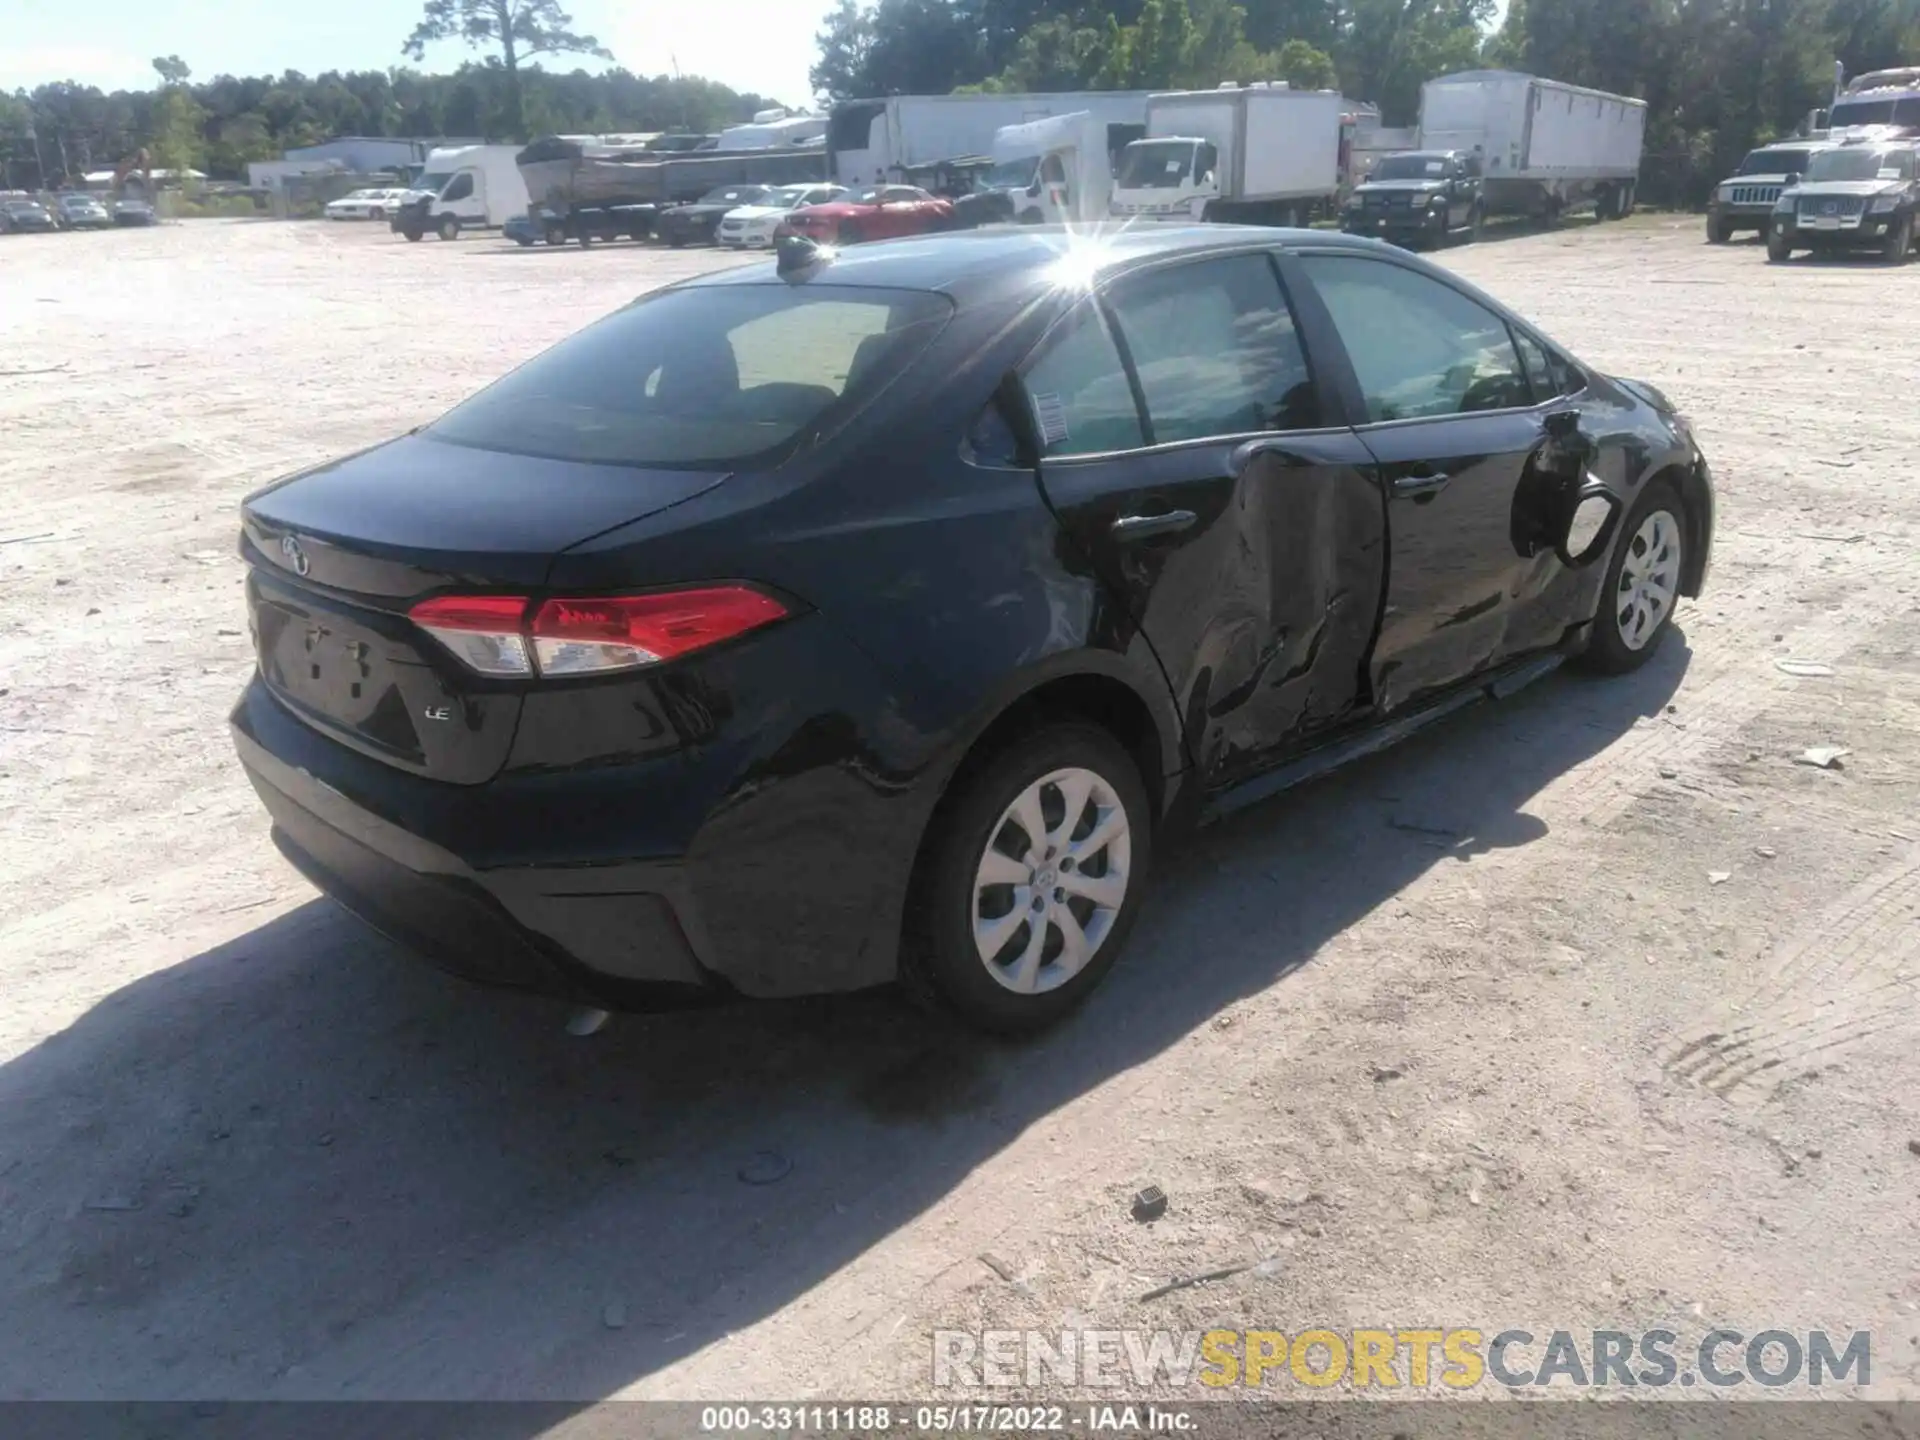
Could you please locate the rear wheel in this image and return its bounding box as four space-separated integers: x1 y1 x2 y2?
1574 481 1687 676
902 723 1152 1035
370 207 385 222
1882 212 1913 265
1468 203 1485 243
838 219 865 245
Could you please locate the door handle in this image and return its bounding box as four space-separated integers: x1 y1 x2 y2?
1391 470 1452 499
1110 510 1198 542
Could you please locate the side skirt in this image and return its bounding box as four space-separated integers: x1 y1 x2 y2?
1199 650 1567 826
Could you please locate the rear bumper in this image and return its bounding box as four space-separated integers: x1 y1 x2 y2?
229 604 947 1007
234 690 721 1007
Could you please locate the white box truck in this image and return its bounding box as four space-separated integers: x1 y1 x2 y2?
828 92 1155 186
989 112 1131 224
390 145 530 240
1417 70 1647 221
1109 85 1345 225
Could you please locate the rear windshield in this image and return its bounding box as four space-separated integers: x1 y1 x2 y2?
427 284 952 469
1372 154 1449 180
1740 148 1812 175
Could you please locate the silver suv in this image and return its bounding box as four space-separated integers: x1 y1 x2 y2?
1707 142 1828 243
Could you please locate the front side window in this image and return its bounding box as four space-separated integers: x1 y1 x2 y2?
1105 254 1318 442
1299 255 1533 422
440 173 474 202
429 285 951 469
1021 305 1144 458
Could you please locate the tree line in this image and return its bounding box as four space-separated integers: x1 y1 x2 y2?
0 64 779 189
1 0 778 191
5 0 1917 201
815 0 1920 201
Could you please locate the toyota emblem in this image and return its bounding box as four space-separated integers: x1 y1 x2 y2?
279 534 311 577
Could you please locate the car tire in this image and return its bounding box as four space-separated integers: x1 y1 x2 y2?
1882 212 1913 265
1706 215 1732 244
839 220 865 245
403 227 424 242
1574 480 1688 677
1468 203 1485 243
437 216 459 241
371 208 385 222
1766 230 1793 262
901 722 1153 1035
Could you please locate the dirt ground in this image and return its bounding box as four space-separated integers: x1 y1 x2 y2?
0 215 1916 1408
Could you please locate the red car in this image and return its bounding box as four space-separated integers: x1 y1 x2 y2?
778 185 956 245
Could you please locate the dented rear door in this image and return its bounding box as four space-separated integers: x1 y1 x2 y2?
1030 251 1385 789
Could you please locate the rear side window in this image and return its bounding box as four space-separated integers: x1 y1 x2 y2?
1106 254 1318 440
1513 331 1556 403
429 285 951 469
1021 305 1144 457
1299 254 1532 422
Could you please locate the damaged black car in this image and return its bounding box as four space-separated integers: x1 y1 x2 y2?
231 227 1714 1034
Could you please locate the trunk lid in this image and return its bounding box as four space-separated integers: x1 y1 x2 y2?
241 434 728 783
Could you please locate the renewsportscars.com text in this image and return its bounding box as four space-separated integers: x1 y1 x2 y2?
932 1327 1871 1391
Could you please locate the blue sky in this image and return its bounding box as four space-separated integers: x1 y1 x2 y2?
6 0 1512 108
3 0 836 107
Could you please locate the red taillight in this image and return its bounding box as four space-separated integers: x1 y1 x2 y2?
410 594 533 677
408 586 788 679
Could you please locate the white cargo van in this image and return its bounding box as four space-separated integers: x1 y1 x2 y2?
1109 85 1345 224
392 145 530 240
989 112 1125 224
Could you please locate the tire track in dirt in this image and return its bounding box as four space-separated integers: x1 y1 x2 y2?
1661 847 1919 1102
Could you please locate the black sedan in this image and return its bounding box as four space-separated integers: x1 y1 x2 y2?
655 185 773 247
231 227 1714 1033
1 199 58 233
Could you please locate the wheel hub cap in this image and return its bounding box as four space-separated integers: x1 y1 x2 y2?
1615 509 1682 652
971 766 1132 995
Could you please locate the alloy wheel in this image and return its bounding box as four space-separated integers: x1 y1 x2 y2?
1616 509 1682 651
971 767 1131 995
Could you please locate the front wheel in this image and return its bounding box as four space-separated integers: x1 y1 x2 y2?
1882 212 1913 265
436 215 459 241
1574 482 1687 676
402 227 424 242
1767 230 1793 263
1706 214 1732 244
902 723 1152 1034
1467 203 1485 243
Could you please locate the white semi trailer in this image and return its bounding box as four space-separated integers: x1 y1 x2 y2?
827 92 1155 186
1417 70 1647 221
1108 85 1345 225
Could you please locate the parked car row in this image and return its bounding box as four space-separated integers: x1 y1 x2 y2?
1707 133 1918 264
503 181 962 253
323 188 413 222
0 193 155 233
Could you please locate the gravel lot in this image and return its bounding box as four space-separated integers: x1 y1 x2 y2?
1 216 1916 1406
